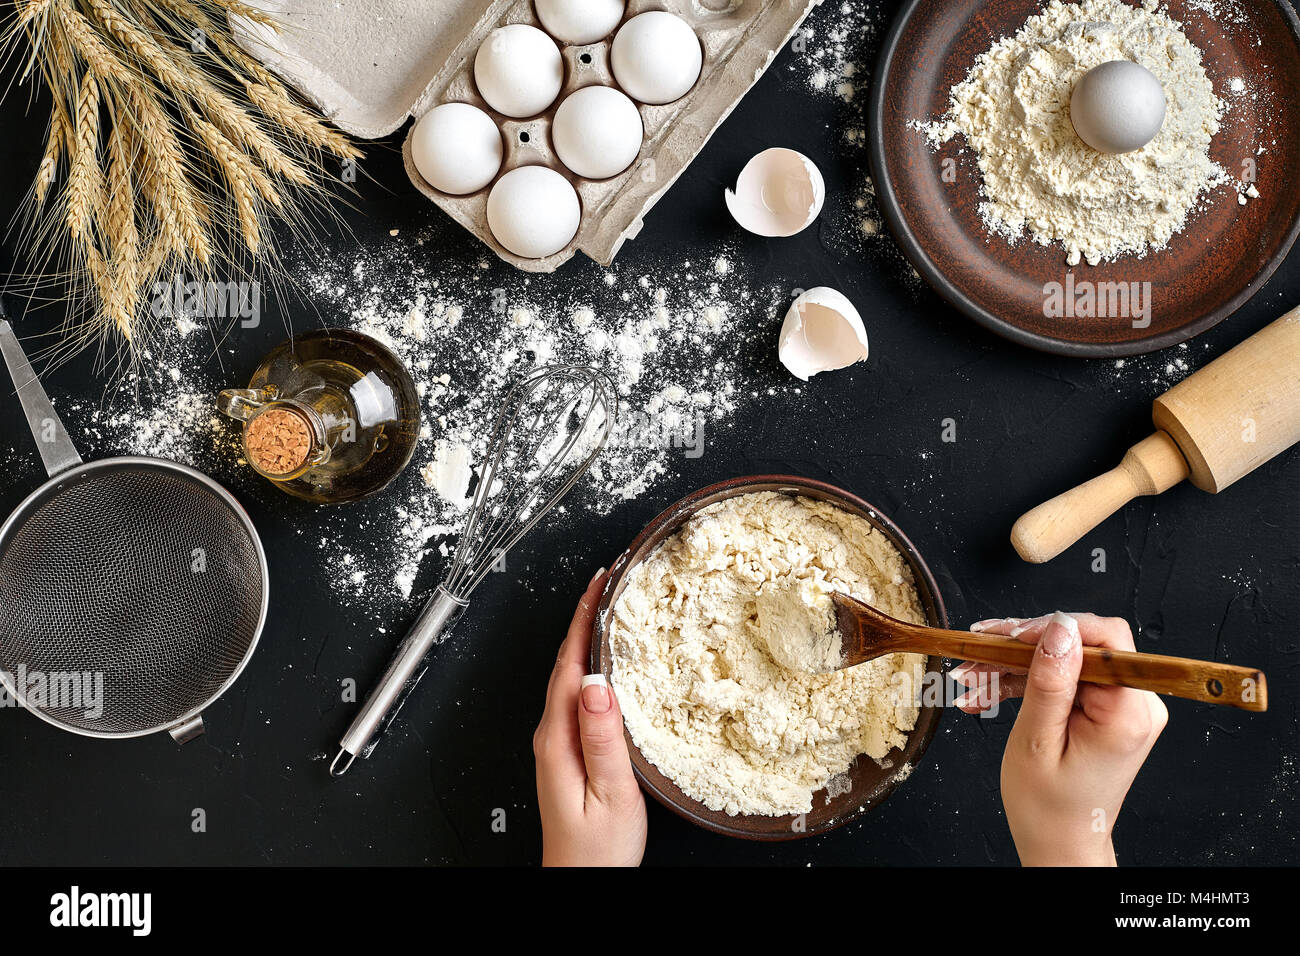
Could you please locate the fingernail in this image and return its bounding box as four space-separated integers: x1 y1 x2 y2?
1041 612 1081 658
581 673 611 713
588 567 607 589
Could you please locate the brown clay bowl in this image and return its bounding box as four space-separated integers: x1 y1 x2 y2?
590 475 947 841
869 0 1300 356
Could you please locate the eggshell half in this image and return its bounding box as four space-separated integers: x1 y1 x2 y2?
725 148 825 237
778 287 868 381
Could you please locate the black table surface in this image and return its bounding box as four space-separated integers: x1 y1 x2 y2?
0 1 1295 867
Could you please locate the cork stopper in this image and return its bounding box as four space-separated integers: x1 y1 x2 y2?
245 407 312 476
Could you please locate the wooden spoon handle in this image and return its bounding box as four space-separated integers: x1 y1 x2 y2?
905 630 1267 711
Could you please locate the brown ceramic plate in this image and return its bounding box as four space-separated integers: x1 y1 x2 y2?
590 475 947 841
869 0 1300 356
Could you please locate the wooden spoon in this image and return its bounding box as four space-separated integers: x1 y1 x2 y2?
830 593 1267 712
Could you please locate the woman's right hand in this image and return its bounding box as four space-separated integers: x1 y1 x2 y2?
953 612 1168 866
533 569 646 867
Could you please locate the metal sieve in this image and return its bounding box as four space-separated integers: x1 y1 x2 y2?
0 316 267 743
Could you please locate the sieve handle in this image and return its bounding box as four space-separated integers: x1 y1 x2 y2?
0 319 83 477
329 585 468 776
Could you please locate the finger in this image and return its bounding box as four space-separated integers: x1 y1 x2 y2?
951 660 1029 712
1076 678 1164 733
969 617 1030 635
1073 615 1135 652
950 661 999 687
535 569 609 808
1008 612 1132 649
1011 613 1083 758
954 676 1027 712
1061 615 1147 731
578 674 639 808
541 568 608 727
951 661 1026 687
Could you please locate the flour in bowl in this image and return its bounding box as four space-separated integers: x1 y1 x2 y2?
609 492 927 817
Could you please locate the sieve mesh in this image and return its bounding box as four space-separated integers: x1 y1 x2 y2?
0 461 265 736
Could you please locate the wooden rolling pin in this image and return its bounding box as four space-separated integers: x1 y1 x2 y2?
1013 306 1300 563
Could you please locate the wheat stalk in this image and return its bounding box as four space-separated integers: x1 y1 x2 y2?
3 0 362 366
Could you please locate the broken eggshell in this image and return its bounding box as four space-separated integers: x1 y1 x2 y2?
725 148 825 237
778 287 868 381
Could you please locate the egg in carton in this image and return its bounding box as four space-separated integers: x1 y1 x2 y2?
232 0 822 272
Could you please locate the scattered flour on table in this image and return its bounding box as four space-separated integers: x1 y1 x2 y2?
913 0 1259 266
789 1 885 103
63 242 793 606
1105 339 1206 393
609 492 927 817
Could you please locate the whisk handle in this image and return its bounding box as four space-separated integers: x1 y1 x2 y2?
330 586 468 776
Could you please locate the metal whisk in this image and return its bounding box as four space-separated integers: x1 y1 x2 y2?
330 365 615 775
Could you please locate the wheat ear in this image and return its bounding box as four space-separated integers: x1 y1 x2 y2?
185 105 269 253
34 107 67 205
86 0 313 186
17 0 56 28
213 1 276 27
105 119 139 340
127 86 213 263
63 69 102 241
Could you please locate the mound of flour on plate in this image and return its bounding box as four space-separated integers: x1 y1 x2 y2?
609 493 926 817
916 0 1252 266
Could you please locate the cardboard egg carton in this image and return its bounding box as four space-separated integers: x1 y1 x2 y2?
234 0 821 272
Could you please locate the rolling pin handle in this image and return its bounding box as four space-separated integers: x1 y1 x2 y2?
1011 431 1189 563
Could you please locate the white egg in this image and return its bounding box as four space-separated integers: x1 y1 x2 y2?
487 165 581 259
474 24 564 118
410 103 502 195
611 11 702 105
778 288 868 381
552 87 643 180
535 0 625 45
1070 60 1167 154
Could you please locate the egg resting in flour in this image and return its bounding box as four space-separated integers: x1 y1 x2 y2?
552 87 644 180
410 103 502 195
486 166 581 259
1070 59 1167 154
535 0 626 45
474 24 563 118
611 11 702 105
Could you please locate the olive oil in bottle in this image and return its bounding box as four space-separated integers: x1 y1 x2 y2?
218 329 421 504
